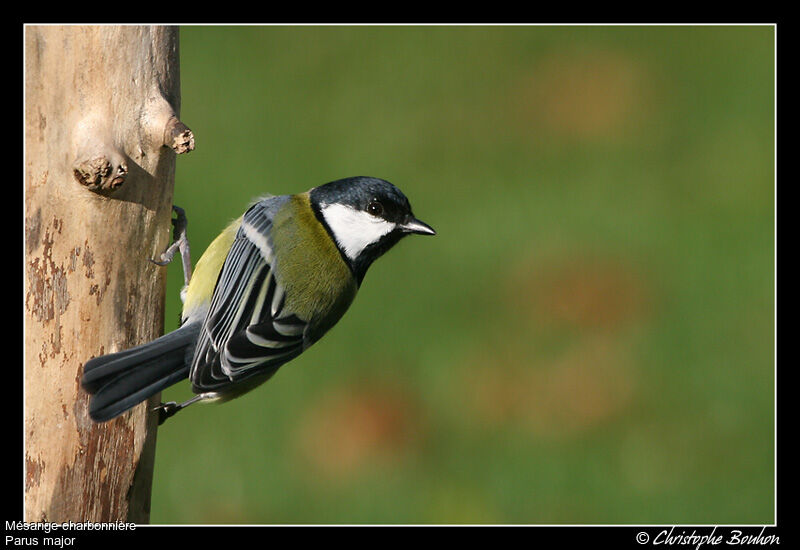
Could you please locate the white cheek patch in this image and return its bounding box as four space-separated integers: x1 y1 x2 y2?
321 203 397 261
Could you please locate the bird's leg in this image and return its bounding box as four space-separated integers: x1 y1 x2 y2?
150 205 193 291
153 393 212 425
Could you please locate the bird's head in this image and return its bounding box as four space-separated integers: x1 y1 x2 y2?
310 176 435 284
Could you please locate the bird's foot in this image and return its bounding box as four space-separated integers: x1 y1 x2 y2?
150 205 193 289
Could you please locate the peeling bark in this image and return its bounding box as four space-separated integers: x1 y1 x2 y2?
24 25 190 522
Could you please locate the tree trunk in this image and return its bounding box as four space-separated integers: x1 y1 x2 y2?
24 25 193 522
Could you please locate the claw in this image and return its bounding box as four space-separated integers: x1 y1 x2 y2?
153 402 180 425
170 206 187 241
149 256 171 266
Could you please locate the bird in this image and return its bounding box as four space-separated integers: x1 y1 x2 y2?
81 176 435 423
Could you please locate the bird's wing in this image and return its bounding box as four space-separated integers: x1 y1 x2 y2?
189 197 307 392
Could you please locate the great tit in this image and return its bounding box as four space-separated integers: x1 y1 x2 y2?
81 176 435 423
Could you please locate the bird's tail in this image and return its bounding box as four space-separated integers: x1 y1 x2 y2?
81 323 201 422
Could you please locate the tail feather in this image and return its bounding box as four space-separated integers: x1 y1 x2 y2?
82 323 200 422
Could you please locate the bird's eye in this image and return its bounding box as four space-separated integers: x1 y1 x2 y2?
367 200 384 216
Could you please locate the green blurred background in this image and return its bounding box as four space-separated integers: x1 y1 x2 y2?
152 25 774 524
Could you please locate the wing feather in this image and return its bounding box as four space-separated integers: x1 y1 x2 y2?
190 197 307 392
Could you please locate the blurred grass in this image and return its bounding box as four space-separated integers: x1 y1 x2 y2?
150 25 774 524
